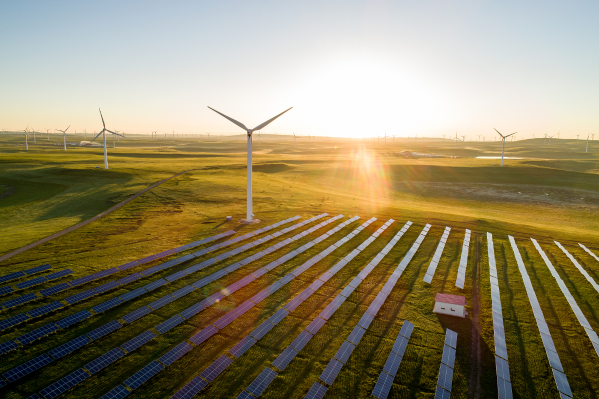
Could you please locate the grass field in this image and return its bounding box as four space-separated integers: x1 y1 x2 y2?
0 132 598 398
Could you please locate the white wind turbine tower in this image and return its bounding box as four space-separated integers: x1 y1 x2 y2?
31 128 36 144
461 135 466 142
91 109 124 169
547 135 554 147
208 106 292 222
453 132 459 149
55 125 70 150
293 132 297 149
586 134 590 153
23 127 29 150
494 128 516 166
83 129 87 140
392 134 396 142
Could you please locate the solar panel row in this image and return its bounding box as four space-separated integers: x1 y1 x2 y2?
0 264 52 285
488 233 513 399
423 226 451 284
371 320 415 399
509 236 572 398
579 243 599 263
455 229 471 289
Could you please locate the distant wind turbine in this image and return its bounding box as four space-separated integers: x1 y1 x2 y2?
31 128 36 144
453 132 459 149
494 128 516 166
208 105 292 222
461 135 466 142
23 127 29 150
293 132 296 149
392 134 396 142
442 134 446 140
478 135 481 141
45 128 50 140
586 134 590 153
576 134 579 142
91 109 124 169
55 125 70 151
547 135 554 147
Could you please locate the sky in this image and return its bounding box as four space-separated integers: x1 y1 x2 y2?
1 0 598 139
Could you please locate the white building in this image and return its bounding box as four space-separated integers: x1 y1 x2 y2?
434 293 467 318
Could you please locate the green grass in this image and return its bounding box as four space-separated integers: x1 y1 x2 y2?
0 133 598 398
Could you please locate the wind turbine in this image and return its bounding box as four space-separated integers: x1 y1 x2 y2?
293 132 296 149
83 129 87 140
461 135 466 142
31 128 36 144
45 128 51 140
384 133 387 146
23 127 29 150
478 135 481 141
494 128 516 166
55 125 70 151
547 135 554 147
576 134 579 142
392 134 396 142
91 109 124 169
586 134 590 153
442 134 446 140
207 106 292 222
453 132 459 149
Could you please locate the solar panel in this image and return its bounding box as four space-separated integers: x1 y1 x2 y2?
143 278 167 291
358 311 375 329
494 338 508 360
18 323 59 345
539 332 557 353
236 391 253 399
2 292 38 309
39 368 90 399
0 312 30 331
0 271 26 283
305 382 328 399
92 297 124 314
399 321 414 338
124 360 164 390
49 335 91 359
347 326 366 345
545 348 564 372
214 311 240 330
434 385 451 399
383 351 403 376
250 320 275 340
334 340 356 364
272 345 298 370
200 355 233 382
180 302 207 319
171 376 207 399
120 287 147 302
497 376 513 399
85 348 126 374
372 370 394 399
495 355 510 382
87 320 123 341
229 335 257 358
121 306 152 324
247 367 278 396
3 354 53 382
269 308 290 326
190 324 219 345
46 269 73 280
305 316 326 334
121 330 157 353
56 310 92 329
444 329 458 349
16 276 47 290
320 358 343 385
93 280 121 295
0 285 14 296
437 363 454 392
392 336 409 357
156 315 185 334
119 272 143 285
159 342 193 366
441 345 456 369
148 295 176 310
552 369 572 397
289 330 313 352
64 289 96 305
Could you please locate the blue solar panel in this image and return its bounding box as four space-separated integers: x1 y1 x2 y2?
272 346 298 370
92 297 124 314
305 317 326 335
68 274 97 287
179 302 207 319
0 339 20 354
99 384 130 399
2 292 38 309
64 289 96 305
392 336 409 357
358 311 375 329
190 324 219 345
93 267 119 279
334 341 356 364
247 368 278 397
200 355 233 382
172 285 195 299
49 335 91 359
320 358 343 385
290 330 313 352
438 363 454 392
27 300 64 318
143 278 167 291
3 354 53 382
0 271 25 283
372 371 394 399
250 320 275 340
85 347 126 374
148 294 176 310
121 330 157 353
25 264 52 275
0 285 14 296
118 272 143 285
121 306 152 324
347 326 366 346
229 336 257 358
119 286 147 302
159 342 193 366
0 312 30 331
441 345 456 369
56 310 92 329
155 315 185 334
39 368 90 399
435 386 451 399
46 269 73 281
399 321 415 339
214 311 240 329
236 391 253 399
141 265 163 277
124 360 164 390
305 382 328 399
383 351 403 376
87 320 123 341
40 282 71 297
18 322 59 345
16 276 47 289
93 280 121 295
171 376 207 399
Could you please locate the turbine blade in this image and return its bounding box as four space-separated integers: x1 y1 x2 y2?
64 125 70 133
207 107 248 131
99 108 106 129
106 130 125 138
493 128 505 138
252 107 293 132
90 130 103 142
505 132 517 138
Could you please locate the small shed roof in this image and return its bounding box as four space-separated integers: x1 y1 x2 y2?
435 293 466 306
